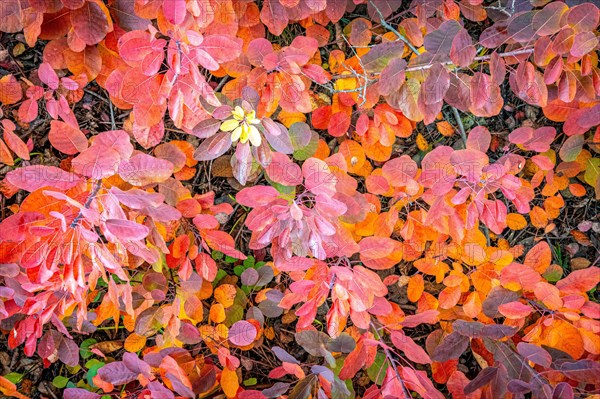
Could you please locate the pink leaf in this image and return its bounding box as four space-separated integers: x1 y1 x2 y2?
72 147 121 178
162 0 187 24
6 165 83 192
236 186 279 207
38 63 59 90
466 126 491 152
49 120 88 154
119 153 174 186
105 219 150 241
193 131 232 161
200 36 243 63
265 152 302 186
229 320 258 346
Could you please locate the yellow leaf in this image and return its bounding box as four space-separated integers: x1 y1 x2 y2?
416 133 429 151
124 333 147 353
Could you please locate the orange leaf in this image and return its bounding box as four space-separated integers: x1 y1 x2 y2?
221 367 239 398
338 140 366 174
462 291 482 318
569 183 587 196
436 121 455 136
534 282 563 310
214 284 237 308
506 213 527 230
124 332 147 352
537 319 584 359
407 274 424 302
0 138 14 166
210 303 226 323
524 241 552 274
0 75 22 104
529 206 548 228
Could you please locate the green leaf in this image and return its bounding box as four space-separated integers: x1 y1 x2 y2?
243 256 255 268
243 378 258 386
366 352 388 385
3 372 23 384
212 250 224 261
293 131 319 161
52 376 70 389
80 338 97 359
542 264 564 282
86 360 105 387
559 135 584 162
225 255 237 264
214 269 228 285
85 359 104 369
289 122 312 150
224 304 244 326
360 41 405 73
584 158 600 187
234 265 246 276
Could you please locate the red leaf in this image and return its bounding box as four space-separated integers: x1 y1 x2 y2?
260 0 289 36
391 331 432 364
70 2 109 46
328 111 351 137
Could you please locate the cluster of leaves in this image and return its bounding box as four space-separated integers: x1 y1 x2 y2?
0 0 599 398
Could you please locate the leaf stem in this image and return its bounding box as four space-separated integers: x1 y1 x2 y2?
70 179 102 228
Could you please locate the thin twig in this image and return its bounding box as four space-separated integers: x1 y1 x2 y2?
329 47 535 80
370 321 412 398
215 76 229 92
451 106 467 147
107 92 116 130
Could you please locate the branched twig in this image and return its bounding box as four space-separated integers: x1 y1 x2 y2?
369 0 419 54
